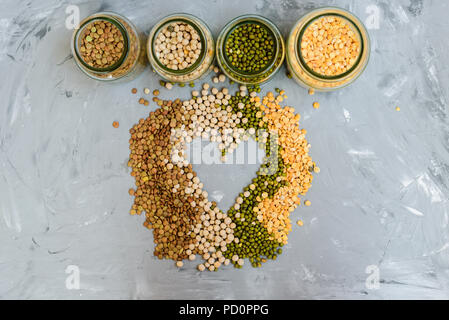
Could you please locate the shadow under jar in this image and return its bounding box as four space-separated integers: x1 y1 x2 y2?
286 7 370 91
216 15 285 85
147 13 215 84
71 12 146 82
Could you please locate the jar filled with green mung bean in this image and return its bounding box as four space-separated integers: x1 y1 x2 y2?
216 15 285 85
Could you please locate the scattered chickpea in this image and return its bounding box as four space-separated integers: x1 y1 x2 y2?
304 200 311 207
176 261 183 268
308 88 315 95
396 106 401 111
144 88 150 95
198 264 205 271
131 88 137 94
313 102 320 109
297 220 304 227
112 121 119 128
153 89 160 96
138 98 145 104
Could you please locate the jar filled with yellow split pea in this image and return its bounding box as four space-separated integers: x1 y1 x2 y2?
147 13 215 83
286 7 370 91
71 12 146 82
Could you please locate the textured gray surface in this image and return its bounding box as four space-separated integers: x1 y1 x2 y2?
1 0 449 300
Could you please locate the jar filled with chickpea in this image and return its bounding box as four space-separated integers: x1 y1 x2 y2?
147 13 215 83
71 12 146 82
286 7 370 91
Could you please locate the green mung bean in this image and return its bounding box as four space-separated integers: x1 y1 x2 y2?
225 22 275 73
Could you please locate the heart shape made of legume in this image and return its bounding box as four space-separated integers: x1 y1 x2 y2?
128 88 315 271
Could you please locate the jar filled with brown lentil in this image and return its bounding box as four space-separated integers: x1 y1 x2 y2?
71 12 146 82
147 13 215 84
216 14 285 85
286 7 370 91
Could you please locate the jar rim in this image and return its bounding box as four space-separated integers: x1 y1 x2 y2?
296 11 364 80
217 14 284 80
73 15 129 73
148 13 209 77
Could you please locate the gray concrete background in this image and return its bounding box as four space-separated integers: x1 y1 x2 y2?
1 0 449 299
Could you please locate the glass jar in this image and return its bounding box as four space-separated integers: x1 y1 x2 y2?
286 7 370 91
71 12 146 82
216 14 285 85
147 13 215 83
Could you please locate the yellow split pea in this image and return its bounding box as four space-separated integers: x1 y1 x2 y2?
301 16 361 76
256 91 315 244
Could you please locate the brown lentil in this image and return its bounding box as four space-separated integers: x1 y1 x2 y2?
79 20 125 69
